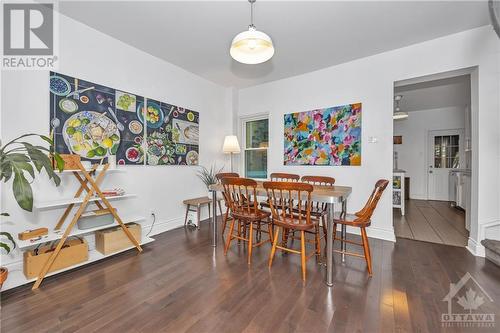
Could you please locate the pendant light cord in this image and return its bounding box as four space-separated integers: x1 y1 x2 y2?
249 0 256 28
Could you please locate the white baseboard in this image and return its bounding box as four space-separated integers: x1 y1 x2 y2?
343 225 396 243
467 237 485 257
141 216 185 236
466 219 500 257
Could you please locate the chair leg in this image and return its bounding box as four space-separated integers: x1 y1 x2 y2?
290 230 296 246
361 227 373 276
332 223 337 244
224 219 236 255
267 219 274 242
300 231 307 281
248 222 254 265
218 201 223 217
364 230 372 265
282 229 289 254
321 215 327 237
222 207 230 234
208 203 211 220
256 221 262 242
314 224 321 260
184 204 190 226
196 206 201 230
269 226 280 268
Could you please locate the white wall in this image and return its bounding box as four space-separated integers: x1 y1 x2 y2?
237 26 500 251
394 107 466 200
0 14 232 290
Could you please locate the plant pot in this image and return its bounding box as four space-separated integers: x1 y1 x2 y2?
0 267 8 290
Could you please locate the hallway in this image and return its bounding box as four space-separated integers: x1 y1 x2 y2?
393 199 468 247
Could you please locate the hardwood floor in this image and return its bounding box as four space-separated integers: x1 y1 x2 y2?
394 199 468 247
2 218 498 333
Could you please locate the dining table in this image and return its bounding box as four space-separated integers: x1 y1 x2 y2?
209 180 352 287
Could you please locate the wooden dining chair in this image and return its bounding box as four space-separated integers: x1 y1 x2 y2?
264 181 318 281
289 176 336 257
216 172 239 180
222 177 272 264
260 173 300 210
300 176 336 234
332 179 389 276
270 173 300 182
258 173 302 249
216 172 239 234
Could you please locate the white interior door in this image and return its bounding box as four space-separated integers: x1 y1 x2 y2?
427 129 464 201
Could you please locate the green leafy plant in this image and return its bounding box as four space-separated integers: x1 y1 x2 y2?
0 213 16 254
196 164 224 189
0 134 64 211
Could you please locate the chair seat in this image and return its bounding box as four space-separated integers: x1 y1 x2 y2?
333 212 371 227
273 214 317 231
231 209 270 222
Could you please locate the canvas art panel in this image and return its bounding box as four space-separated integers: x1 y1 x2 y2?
49 72 199 166
145 101 199 166
283 103 361 166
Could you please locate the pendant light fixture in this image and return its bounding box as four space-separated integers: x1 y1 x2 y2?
230 0 274 65
393 95 408 120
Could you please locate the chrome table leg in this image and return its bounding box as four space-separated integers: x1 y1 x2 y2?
326 202 335 287
211 190 217 247
341 200 347 262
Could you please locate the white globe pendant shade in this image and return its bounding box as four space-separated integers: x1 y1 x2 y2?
393 95 408 120
230 26 274 65
393 111 409 120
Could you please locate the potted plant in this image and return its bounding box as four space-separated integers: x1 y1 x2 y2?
196 164 224 193
0 213 16 289
0 134 64 288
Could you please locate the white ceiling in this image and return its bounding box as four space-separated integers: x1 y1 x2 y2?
394 75 471 112
58 1 490 88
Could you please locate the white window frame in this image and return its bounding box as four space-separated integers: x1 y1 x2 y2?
240 114 269 179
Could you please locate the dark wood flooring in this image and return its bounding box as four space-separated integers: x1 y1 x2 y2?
394 200 468 247
1 218 499 332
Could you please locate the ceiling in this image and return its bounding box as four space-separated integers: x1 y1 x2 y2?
394 75 471 112
57 1 490 88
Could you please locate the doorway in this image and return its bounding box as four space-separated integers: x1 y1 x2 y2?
427 129 464 201
392 72 471 247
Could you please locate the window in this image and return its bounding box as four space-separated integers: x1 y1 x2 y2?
243 117 269 178
434 135 460 168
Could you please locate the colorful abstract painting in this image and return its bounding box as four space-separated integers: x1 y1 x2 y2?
284 103 361 166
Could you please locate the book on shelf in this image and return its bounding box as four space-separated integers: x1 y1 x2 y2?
99 188 126 197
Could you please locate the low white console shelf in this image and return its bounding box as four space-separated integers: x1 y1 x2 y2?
20 163 154 290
